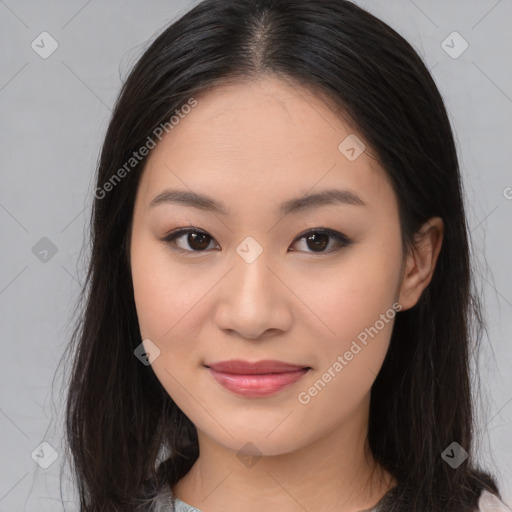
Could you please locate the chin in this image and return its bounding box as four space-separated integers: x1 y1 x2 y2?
206 425 309 458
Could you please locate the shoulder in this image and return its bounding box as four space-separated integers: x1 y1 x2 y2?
478 489 511 511
147 484 511 512
150 483 201 512
153 482 176 511
371 485 511 512
133 480 176 512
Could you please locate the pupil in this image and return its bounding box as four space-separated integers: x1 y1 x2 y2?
189 232 210 250
307 233 328 252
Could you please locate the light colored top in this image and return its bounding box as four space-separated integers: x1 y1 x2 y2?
172 495 381 512
162 487 511 512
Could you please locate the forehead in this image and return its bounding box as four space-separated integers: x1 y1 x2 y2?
137 76 392 213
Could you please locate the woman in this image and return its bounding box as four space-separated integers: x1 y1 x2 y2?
63 0 510 510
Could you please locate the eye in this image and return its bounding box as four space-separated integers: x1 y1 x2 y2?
290 228 353 254
161 227 353 254
162 227 219 253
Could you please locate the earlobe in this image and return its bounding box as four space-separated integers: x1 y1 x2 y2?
398 217 444 310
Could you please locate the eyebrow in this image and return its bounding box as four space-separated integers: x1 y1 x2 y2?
148 187 366 216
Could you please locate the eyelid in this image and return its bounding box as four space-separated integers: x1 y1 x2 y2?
292 228 352 252
161 226 353 254
161 226 218 254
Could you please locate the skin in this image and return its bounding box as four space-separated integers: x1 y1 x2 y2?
129 76 444 512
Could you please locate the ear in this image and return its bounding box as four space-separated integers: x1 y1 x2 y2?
398 217 444 311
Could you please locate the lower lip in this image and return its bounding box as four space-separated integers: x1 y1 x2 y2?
207 367 310 397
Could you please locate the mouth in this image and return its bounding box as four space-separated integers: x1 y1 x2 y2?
204 359 312 397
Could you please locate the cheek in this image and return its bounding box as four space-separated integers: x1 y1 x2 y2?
131 240 212 410
294 248 402 420
291 239 402 345
130 230 208 344
291 232 403 399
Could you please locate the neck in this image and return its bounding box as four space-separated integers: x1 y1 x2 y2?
172 394 396 512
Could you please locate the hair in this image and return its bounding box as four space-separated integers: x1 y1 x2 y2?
61 0 503 510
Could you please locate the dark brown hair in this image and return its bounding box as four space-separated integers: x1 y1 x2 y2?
61 0 502 510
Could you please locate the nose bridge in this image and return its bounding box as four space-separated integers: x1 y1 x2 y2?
232 236 275 308
215 235 290 338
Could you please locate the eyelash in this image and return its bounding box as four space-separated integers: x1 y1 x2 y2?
161 226 353 255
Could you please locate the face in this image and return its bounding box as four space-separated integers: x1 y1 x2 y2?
129 76 406 457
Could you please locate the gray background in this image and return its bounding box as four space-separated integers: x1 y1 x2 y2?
0 0 511 510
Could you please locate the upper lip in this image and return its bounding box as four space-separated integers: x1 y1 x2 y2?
205 359 311 374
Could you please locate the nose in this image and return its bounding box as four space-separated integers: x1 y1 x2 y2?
213 246 293 340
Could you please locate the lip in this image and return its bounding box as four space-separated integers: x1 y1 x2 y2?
205 359 311 397
206 359 309 374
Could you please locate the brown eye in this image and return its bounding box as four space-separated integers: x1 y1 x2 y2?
304 232 329 252
290 229 352 254
163 228 218 253
162 227 352 255
184 231 212 251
